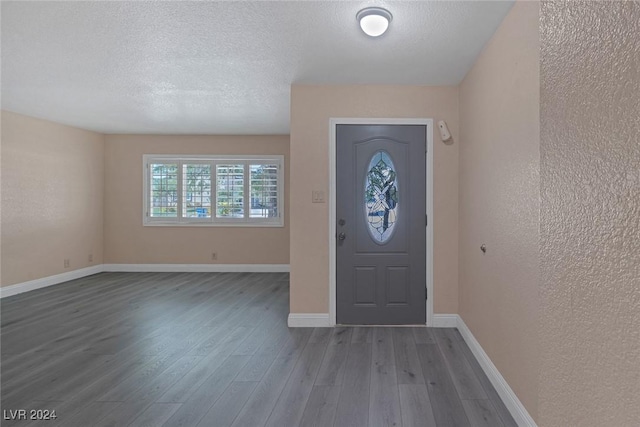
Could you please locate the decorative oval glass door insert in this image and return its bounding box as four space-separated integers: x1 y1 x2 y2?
365 150 398 243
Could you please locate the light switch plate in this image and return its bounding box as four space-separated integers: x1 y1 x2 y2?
312 190 325 203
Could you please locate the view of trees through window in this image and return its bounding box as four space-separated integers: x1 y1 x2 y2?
250 164 278 218
150 163 178 217
148 158 281 224
216 164 244 218
184 164 211 218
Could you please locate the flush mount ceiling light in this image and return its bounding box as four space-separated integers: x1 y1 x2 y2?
356 7 393 37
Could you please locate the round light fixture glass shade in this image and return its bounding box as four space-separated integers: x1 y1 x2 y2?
356 7 392 37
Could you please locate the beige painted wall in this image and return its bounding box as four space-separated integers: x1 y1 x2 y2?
289 85 459 314
459 1 540 419
104 135 289 265
1 111 105 286
540 2 640 426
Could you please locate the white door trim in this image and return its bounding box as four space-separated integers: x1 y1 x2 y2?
329 118 434 327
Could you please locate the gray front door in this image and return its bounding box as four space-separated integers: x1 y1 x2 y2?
336 124 427 325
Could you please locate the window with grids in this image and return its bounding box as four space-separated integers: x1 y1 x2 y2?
144 155 283 226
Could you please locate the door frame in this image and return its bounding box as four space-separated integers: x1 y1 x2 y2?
329 118 434 327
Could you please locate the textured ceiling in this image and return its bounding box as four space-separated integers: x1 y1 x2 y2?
1 1 514 134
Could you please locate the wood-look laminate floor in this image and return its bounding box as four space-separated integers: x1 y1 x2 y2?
1 272 516 427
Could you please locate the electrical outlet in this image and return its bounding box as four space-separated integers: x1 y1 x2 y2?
211 252 218 261
88 254 93 263
64 259 70 268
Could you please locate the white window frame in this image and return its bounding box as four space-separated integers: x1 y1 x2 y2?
143 154 284 227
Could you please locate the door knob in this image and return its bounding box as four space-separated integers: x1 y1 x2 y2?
338 232 346 241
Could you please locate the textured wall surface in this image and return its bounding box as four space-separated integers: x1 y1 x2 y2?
104 134 289 265
459 1 540 418
540 2 640 426
1 111 105 286
289 85 459 315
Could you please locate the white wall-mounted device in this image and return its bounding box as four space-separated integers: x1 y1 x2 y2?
438 120 452 142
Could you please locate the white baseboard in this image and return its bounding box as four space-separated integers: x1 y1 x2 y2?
454 315 537 427
432 313 459 327
0 265 103 298
102 264 290 273
287 313 330 327
1 264 290 298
